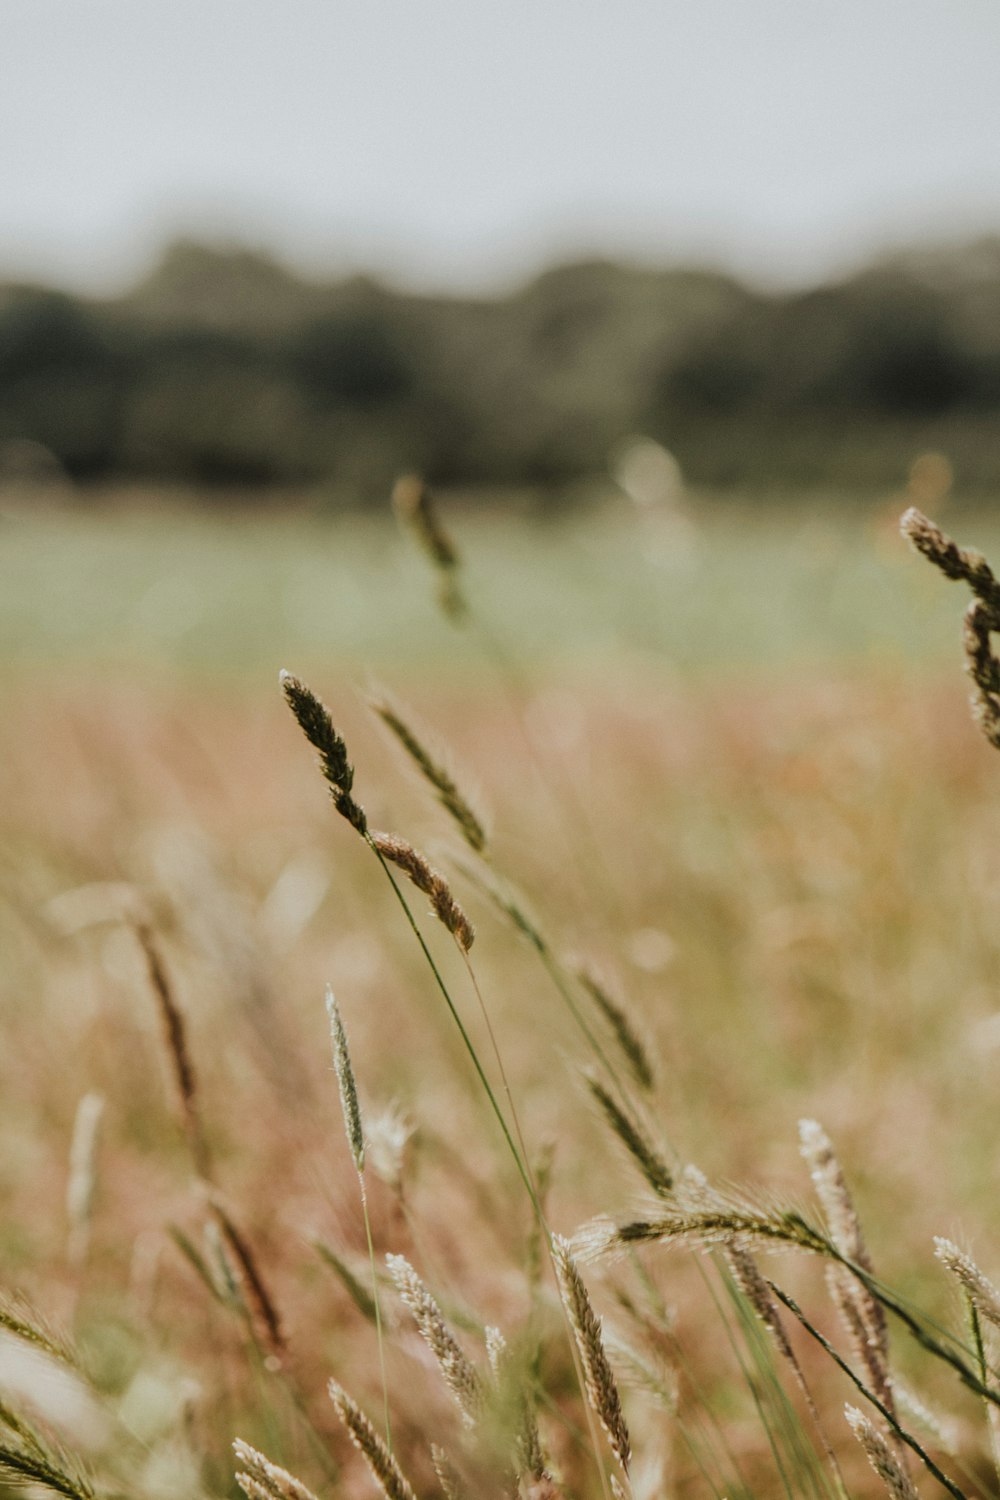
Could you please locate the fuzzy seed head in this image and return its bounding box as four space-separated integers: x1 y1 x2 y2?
935 1237 1000 1329
551 1234 631 1474
233 1440 320 1500
329 1381 418 1500
386 1253 483 1423
845 1406 919 1500
326 987 364 1174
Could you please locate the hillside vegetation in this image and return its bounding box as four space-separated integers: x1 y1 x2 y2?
4 239 1000 500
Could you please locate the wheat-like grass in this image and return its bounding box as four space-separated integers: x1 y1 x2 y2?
207 1193 285 1361
845 1406 919 1500
329 1380 418 1500
578 1199 832 1262
391 474 466 619
385 1254 483 1424
798 1119 895 1424
551 1234 631 1477
0 1442 94 1500
430 1444 465 1500
233 1439 321 1500
0 1397 47 1457
900 507 1000 606
370 832 475 952
773 1286 968 1499
280 672 368 833
725 1244 795 1364
584 1075 672 1196
935 1239 1000 1331
725 1244 845 1488
901 508 1000 749
0 1297 77 1370
574 965 655 1092
484 1325 547 1481
134 921 211 1179
326 986 365 1173
369 690 487 853
323 987 392 1447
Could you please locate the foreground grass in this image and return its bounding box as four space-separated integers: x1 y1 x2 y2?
5 492 1000 1497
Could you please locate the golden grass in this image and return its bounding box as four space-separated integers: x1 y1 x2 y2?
7 532 1000 1496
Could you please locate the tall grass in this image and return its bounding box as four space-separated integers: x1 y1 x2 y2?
6 495 1000 1496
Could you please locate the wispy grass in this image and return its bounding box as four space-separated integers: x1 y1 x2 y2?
9 495 1000 1497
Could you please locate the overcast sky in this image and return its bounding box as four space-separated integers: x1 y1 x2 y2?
3 0 1000 295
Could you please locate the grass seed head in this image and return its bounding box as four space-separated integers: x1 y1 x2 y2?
845 1406 919 1500
326 986 365 1174
133 922 210 1180
551 1234 631 1475
901 507 1000 606
386 1253 483 1424
233 1440 321 1500
372 831 475 951
585 1074 672 1196
430 1445 465 1500
280 671 368 834
392 474 466 619
799 1120 895 1424
329 1379 419 1500
208 1194 286 1360
935 1238 1000 1330
370 690 488 853
575 964 654 1091
900 510 1000 749
725 1243 794 1363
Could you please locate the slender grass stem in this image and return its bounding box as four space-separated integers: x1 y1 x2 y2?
702 1256 796 1500
359 1174 392 1454
368 839 535 1205
770 1283 969 1500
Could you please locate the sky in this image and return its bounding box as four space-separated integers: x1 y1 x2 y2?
3 0 1000 296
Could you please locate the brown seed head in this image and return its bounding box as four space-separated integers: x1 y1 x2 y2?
901 509 1000 750
280 671 367 834
372 831 475 950
391 474 466 618
370 691 487 853
551 1234 631 1475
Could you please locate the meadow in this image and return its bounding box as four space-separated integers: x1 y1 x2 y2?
5 483 1000 1500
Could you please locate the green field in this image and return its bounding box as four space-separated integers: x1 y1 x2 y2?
0 490 988 679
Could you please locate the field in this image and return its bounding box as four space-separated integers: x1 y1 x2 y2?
5 486 1000 1500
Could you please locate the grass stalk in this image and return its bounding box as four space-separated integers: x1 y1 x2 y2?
771 1283 968 1500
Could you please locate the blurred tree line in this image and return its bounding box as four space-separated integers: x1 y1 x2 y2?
3 236 1000 500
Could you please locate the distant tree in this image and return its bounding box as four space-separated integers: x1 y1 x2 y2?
288 310 414 409
0 290 128 476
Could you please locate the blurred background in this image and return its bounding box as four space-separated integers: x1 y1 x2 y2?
4 0 1000 512
3 0 1000 674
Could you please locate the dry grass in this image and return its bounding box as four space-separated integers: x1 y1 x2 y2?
7 506 1000 1496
